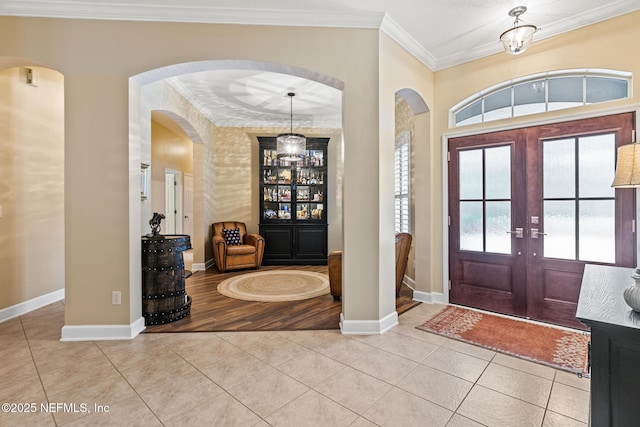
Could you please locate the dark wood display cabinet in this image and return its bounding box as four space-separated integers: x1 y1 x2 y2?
576 264 640 427
258 136 328 265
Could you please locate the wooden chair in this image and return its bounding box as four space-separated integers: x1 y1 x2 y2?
212 221 265 273
328 233 413 300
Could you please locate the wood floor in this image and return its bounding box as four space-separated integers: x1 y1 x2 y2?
145 265 421 333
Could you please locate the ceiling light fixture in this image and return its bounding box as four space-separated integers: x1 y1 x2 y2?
500 6 539 55
276 92 306 162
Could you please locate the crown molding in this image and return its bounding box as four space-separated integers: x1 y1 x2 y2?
2 0 639 72
379 14 436 71
1 1 437 68
0 0 384 28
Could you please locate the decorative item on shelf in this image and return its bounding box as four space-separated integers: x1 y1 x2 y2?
147 212 166 238
276 92 306 162
611 140 640 311
499 6 539 55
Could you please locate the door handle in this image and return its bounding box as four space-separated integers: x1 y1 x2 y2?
507 227 524 238
531 228 547 239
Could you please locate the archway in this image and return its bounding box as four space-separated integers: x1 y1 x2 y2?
129 60 345 331
0 59 65 320
393 88 434 304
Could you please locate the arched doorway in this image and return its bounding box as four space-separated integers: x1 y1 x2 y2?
393 88 433 303
129 60 344 330
0 60 65 319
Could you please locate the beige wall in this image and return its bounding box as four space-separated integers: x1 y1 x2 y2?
0 66 64 310
150 119 193 221
210 127 342 263
2 10 638 332
0 17 391 328
379 33 434 312
432 11 640 295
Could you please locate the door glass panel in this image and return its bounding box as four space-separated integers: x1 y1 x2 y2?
579 134 615 198
486 201 511 254
544 200 576 259
485 146 511 199
579 200 615 263
459 150 483 199
544 138 575 198
460 201 483 251
542 133 617 262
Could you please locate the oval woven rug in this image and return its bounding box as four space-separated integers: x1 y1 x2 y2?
217 270 330 302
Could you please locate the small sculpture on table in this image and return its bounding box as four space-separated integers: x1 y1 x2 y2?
147 212 165 238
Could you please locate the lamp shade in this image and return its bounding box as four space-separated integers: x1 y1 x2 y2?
276 133 306 162
500 24 537 55
612 143 640 188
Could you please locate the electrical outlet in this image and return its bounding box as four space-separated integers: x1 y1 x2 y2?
112 291 121 305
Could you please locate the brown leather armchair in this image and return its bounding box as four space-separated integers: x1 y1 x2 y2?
212 221 265 273
328 233 412 300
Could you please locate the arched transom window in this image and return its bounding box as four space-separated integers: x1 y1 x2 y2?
451 69 631 127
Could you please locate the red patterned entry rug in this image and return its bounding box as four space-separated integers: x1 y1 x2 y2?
416 306 590 376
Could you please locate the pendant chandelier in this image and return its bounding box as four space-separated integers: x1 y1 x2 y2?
500 6 539 55
276 92 306 162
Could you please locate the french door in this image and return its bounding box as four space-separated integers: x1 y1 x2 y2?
449 113 636 329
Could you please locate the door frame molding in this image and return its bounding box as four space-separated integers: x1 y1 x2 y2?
183 172 194 237
441 104 640 306
164 168 183 234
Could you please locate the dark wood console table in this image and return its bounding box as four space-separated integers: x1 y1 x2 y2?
576 264 640 427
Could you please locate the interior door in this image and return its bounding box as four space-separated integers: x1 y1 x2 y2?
165 171 177 234
449 113 636 329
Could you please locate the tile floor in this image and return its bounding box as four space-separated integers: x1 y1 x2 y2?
1 301 590 426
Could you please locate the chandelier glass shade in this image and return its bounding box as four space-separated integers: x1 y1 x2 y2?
277 92 306 162
500 6 538 55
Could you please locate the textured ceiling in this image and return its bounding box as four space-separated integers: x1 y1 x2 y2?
4 0 639 128
166 70 343 129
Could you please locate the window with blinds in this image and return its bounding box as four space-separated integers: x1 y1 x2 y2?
395 131 411 233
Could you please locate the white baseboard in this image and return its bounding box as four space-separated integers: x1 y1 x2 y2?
0 288 65 323
60 317 146 341
413 290 446 304
192 262 207 271
403 275 415 290
340 311 399 335
192 258 215 271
